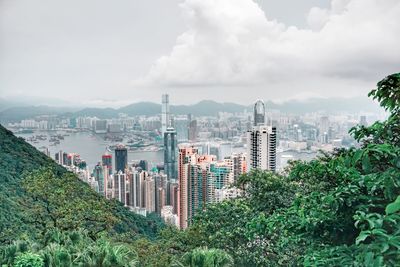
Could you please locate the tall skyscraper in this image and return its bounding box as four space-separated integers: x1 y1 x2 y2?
253 99 266 126
114 171 127 205
161 94 170 137
190 155 216 221
102 152 112 175
127 167 145 208
178 147 232 229
93 163 104 194
164 127 178 180
153 173 167 214
103 165 110 198
115 145 128 173
168 181 179 213
178 147 198 229
144 176 156 212
247 100 276 172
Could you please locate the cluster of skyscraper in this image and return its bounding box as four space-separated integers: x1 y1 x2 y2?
69 145 180 222
177 147 246 228
162 94 198 142
161 95 276 229
55 151 87 169
55 95 277 229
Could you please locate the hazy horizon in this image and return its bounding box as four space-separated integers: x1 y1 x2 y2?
0 94 380 110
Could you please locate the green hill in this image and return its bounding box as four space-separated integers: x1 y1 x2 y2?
0 124 163 245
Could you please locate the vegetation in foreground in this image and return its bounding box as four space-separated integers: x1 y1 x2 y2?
1 73 400 266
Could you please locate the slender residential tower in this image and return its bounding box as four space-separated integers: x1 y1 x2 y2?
178 147 198 229
164 127 178 180
247 100 276 172
161 94 170 137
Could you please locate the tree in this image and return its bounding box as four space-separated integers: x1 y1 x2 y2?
13 252 44 267
21 168 118 239
1 229 139 267
174 247 234 267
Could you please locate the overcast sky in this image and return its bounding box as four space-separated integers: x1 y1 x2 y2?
0 0 399 107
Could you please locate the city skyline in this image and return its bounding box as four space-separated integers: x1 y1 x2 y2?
0 0 399 264
44 99 277 228
1 0 399 106
6 87 391 233
27 97 321 229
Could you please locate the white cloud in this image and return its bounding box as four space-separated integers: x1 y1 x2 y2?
307 7 329 30
135 0 400 102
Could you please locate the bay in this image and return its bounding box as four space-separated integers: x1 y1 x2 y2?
16 130 164 169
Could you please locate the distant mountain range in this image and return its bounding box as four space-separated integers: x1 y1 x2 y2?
0 97 382 122
0 105 80 122
264 97 381 114
69 100 246 119
0 98 22 112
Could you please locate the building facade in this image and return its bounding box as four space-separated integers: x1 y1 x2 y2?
164 127 178 180
254 99 266 126
161 94 170 137
178 147 236 229
247 125 277 172
247 100 276 172
102 152 112 175
115 145 128 173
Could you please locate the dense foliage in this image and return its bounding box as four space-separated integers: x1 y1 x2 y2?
1 73 399 266
0 125 163 265
1 229 139 267
179 73 400 266
130 73 400 266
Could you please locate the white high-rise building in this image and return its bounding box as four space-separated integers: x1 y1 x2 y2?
161 94 170 137
247 100 276 172
114 171 127 205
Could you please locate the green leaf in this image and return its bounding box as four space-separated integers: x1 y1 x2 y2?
353 150 364 164
356 231 371 245
385 196 400 215
362 156 372 172
364 252 374 266
373 256 383 267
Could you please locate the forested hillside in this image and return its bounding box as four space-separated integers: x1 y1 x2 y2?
1 73 399 266
0 124 164 266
